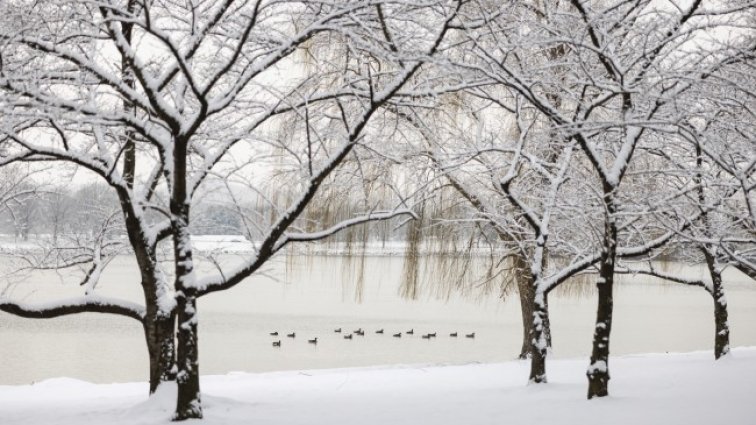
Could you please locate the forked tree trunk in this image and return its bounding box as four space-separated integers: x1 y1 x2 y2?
118 0 177 395
587 189 617 399
703 250 730 359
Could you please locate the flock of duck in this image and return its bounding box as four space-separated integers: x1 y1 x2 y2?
269 328 475 347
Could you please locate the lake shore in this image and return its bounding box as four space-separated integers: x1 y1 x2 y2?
1 347 754 425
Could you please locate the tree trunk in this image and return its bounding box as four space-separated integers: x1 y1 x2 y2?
542 291 552 349
694 140 730 359
529 290 549 383
174 294 202 420
587 190 617 399
703 250 730 359
586 272 613 398
171 143 202 419
144 313 176 393
516 252 552 360
117 0 176 394
515 254 535 359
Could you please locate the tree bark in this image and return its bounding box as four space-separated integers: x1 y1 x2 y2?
703 250 730 359
144 312 176 393
515 253 535 359
529 289 549 383
695 139 731 360
587 190 617 399
515 252 553 360
171 139 202 420
586 271 613 398
174 294 201 420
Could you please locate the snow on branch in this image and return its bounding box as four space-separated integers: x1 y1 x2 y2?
274 208 417 251
0 295 145 322
615 263 712 294
720 244 756 281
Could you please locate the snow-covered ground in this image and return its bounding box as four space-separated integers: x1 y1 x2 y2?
1 348 754 425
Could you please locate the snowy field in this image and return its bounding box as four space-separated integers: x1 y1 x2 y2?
1 347 754 425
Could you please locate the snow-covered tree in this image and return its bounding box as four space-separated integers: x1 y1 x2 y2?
444 0 756 397
1 0 462 419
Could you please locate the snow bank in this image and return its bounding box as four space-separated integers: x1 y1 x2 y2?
1 348 754 425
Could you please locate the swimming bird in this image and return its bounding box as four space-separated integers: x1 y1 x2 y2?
308 337 318 344
287 332 296 338
406 329 414 335
356 329 365 336
422 334 431 339
376 329 384 334
393 333 401 338
344 334 353 339
272 340 281 347
466 332 475 338
428 332 437 338
334 328 342 333
450 332 458 337
353 328 363 334
270 331 278 336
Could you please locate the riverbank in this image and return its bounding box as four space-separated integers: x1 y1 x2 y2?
1 347 753 425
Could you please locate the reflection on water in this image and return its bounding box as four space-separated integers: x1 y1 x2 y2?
0 255 754 385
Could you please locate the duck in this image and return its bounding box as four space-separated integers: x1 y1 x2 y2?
428 332 437 338
422 334 431 339
356 329 365 336
406 329 414 335
287 332 296 338
334 328 342 333
308 337 318 344
376 329 384 334
393 333 402 338
353 328 363 334
344 334 353 339
272 340 281 347
465 332 475 338
449 332 458 337
270 331 278 336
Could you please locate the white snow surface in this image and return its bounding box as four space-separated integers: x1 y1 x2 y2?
1 348 754 425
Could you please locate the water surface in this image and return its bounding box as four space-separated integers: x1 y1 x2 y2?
1 255 754 385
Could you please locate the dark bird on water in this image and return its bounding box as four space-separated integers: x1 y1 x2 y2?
428 332 436 338
272 340 281 347
422 334 431 339
450 332 457 337
376 329 384 334
353 328 363 334
344 334 353 339
356 329 365 336
406 329 414 335
270 331 278 336
334 328 342 333
466 332 475 338
287 332 296 338
308 338 318 344
393 333 401 338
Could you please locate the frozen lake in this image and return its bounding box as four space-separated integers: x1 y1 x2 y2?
1 254 755 385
